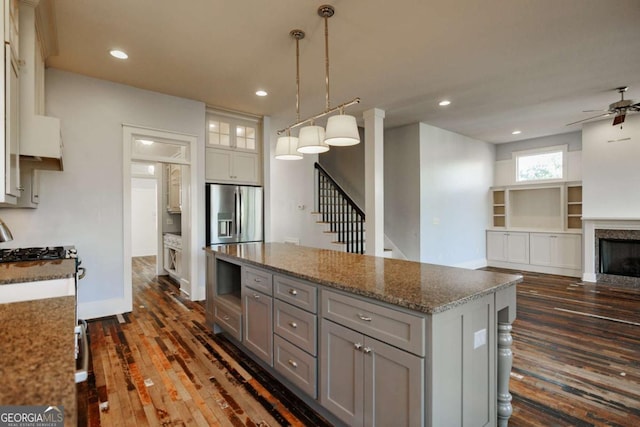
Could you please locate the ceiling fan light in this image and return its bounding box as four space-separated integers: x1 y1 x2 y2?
324 114 360 146
275 136 303 160
297 125 329 154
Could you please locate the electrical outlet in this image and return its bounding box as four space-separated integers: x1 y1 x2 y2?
474 329 487 349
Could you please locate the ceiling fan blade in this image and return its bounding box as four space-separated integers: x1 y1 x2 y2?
612 114 626 126
565 113 611 126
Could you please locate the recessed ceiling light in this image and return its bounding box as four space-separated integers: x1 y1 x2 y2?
256 90 268 97
438 100 451 106
512 130 522 135
110 49 128 59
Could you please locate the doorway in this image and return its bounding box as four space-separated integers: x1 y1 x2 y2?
123 125 199 313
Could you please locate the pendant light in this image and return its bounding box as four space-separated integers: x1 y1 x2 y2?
277 4 360 155
275 30 305 160
319 5 360 147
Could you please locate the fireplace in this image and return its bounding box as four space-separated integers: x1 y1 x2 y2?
594 228 640 287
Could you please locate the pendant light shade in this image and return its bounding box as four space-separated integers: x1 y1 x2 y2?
275 136 303 160
324 114 360 146
297 125 329 154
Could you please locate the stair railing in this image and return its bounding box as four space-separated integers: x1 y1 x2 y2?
314 162 365 254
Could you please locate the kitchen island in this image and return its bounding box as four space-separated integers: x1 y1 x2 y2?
205 243 521 427
0 260 77 426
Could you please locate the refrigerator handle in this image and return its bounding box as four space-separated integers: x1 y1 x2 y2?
233 191 238 236
238 191 242 235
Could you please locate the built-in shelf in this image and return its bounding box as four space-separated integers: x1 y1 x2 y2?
492 190 506 227
490 182 582 232
566 185 583 230
216 258 242 310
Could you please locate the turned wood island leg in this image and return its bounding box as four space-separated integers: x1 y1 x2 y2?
497 321 514 426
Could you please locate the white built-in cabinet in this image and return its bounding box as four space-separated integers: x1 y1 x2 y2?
205 112 261 185
529 233 582 270
486 231 530 264
1 0 20 204
487 181 583 276
166 164 181 213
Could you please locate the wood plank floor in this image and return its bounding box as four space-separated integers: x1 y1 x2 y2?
79 258 640 426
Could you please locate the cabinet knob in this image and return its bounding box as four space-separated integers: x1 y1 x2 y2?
17 186 24 192
357 313 373 322
254 278 261 282
222 315 230 321
363 347 372 354
288 321 298 329
287 359 298 368
288 289 298 296
253 293 260 299
354 342 362 351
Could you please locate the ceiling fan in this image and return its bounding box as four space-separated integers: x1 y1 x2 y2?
567 86 640 127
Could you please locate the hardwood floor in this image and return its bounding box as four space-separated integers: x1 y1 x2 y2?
79 258 640 426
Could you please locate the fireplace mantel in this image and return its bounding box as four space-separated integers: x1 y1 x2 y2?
583 218 640 283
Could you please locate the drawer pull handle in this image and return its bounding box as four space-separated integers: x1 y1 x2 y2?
289 321 298 329
222 315 230 321
288 289 298 296
354 342 362 351
287 359 298 368
254 278 262 283
363 347 372 354
357 313 372 322
253 293 260 299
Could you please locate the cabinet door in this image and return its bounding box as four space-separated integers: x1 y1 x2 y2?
553 234 582 270
364 336 424 427
232 152 258 183
486 231 507 261
320 319 364 426
5 48 19 199
506 232 529 264
243 288 273 366
529 233 552 266
205 148 232 181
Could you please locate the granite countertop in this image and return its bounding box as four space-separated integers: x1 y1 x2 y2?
0 259 76 285
207 243 522 314
0 296 77 425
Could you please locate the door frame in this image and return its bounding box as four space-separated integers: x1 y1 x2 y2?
123 124 199 311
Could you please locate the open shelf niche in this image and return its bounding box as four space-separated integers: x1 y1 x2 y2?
490 182 582 232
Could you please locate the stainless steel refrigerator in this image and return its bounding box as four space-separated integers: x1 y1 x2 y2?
206 184 263 245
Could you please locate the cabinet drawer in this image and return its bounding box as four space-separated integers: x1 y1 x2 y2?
213 300 242 342
242 266 273 295
274 300 317 356
321 290 425 357
274 335 317 399
274 275 317 313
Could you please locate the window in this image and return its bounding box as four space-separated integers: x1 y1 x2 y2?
514 146 566 183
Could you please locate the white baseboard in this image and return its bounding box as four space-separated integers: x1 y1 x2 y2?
453 258 488 270
582 273 597 283
487 260 582 278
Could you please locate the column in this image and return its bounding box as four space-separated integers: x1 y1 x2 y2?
363 108 385 257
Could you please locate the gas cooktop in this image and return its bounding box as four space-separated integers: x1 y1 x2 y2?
0 246 77 263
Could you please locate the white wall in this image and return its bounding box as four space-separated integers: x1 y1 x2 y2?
0 69 206 318
131 177 157 256
384 124 421 260
419 123 495 268
582 114 640 219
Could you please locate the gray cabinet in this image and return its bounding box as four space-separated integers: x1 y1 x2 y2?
320 319 424 427
242 266 273 366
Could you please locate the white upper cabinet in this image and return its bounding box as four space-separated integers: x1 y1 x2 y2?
1 0 20 204
205 112 262 185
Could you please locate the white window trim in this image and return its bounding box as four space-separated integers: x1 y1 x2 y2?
512 144 568 184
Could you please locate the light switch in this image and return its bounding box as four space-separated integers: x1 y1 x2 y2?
474 328 487 349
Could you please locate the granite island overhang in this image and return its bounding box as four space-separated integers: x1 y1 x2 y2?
205 242 522 427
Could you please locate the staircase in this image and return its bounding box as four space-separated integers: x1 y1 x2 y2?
313 163 365 254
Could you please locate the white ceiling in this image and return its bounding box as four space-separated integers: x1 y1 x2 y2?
47 0 640 143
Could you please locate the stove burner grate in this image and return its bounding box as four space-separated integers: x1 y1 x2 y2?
0 246 67 263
